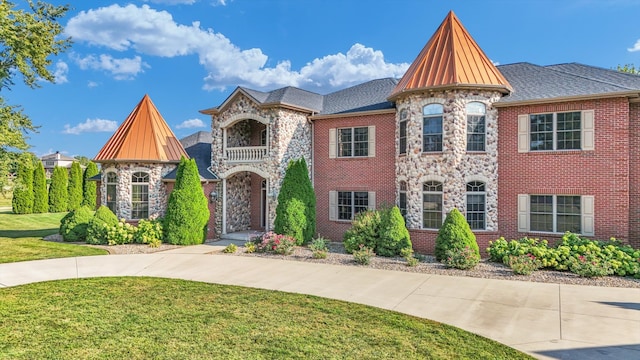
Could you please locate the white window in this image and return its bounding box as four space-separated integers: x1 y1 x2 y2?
423 104 443 152
518 110 594 152
131 172 149 219
399 109 408 155
466 102 486 152
422 181 443 229
329 126 376 159
106 172 117 214
328 191 376 221
466 181 486 230
518 194 594 236
399 181 407 220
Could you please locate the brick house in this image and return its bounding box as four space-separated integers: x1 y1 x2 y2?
97 11 640 251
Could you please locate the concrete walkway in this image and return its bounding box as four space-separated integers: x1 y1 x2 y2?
0 244 638 360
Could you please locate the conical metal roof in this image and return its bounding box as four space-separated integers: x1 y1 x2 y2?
390 11 512 99
94 94 188 162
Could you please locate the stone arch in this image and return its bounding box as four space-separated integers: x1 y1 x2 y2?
422 174 446 184
221 113 270 129
465 174 490 184
219 165 270 180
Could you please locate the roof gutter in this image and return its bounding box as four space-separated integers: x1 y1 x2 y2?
387 83 511 102
494 91 640 108
310 108 396 121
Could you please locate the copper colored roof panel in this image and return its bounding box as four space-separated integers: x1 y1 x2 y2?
94 94 188 162
390 11 512 98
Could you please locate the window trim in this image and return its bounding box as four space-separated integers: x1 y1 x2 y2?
399 109 408 155
329 126 375 159
422 104 444 153
422 180 443 229
329 191 375 221
131 171 149 220
465 181 486 230
466 102 486 152
518 110 594 153
105 171 117 214
517 194 594 236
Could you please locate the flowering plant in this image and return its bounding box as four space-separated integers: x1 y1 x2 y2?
255 232 295 255
353 244 375 265
105 219 135 245
567 253 614 277
508 253 542 275
443 246 480 270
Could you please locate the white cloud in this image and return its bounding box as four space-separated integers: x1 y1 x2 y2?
145 0 198 4
176 118 206 129
87 81 99 88
63 118 118 135
65 4 407 91
54 61 69 84
72 53 148 80
628 39 640 52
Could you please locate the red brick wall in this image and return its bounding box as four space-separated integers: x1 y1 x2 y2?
313 112 396 241
165 182 218 240
629 102 640 248
498 98 631 244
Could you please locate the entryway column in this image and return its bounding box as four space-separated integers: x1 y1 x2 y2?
222 177 227 235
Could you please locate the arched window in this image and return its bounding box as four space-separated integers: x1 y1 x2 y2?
423 181 443 229
466 181 486 230
106 172 117 214
466 102 486 152
399 181 407 220
131 172 149 219
399 109 408 155
423 104 443 152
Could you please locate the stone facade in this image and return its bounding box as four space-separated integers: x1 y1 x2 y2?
210 93 312 233
100 162 176 220
396 90 501 231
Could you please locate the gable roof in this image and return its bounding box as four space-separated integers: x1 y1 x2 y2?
41 151 74 161
94 94 188 162
496 62 640 105
389 11 511 99
200 86 324 115
321 78 397 115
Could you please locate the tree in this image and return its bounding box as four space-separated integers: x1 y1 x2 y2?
48 165 68 212
274 158 316 245
82 161 98 208
32 160 47 213
616 64 640 75
67 161 82 210
11 153 34 214
164 157 209 245
0 1 71 194
74 155 91 166
435 208 480 262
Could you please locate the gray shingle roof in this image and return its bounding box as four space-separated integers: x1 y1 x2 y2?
163 134 218 181
497 62 640 103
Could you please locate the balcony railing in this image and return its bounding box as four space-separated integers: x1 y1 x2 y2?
225 146 268 162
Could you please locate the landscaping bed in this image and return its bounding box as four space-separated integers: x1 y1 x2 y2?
220 241 640 289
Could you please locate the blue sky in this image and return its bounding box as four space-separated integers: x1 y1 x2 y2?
7 0 640 159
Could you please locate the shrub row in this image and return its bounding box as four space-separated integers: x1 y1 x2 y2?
343 206 411 257
488 232 640 278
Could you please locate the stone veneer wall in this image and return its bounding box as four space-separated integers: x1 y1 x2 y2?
211 94 312 233
396 90 501 232
100 162 176 219
226 171 252 232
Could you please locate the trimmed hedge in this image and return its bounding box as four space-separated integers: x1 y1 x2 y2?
435 208 480 262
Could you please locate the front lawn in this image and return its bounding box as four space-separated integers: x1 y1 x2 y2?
0 210 108 263
0 277 533 359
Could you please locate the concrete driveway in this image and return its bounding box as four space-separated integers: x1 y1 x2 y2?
0 244 638 360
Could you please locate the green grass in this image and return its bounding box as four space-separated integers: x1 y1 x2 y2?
0 210 108 263
0 277 534 360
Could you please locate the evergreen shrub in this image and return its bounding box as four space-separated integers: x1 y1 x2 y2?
59 205 93 241
435 208 480 262
86 205 119 245
12 156 34 214
48 166 68 212
67 161 83 211
343 206 412 257
32 161 48 213
82 161 99 208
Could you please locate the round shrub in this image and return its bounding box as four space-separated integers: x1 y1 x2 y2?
134 218 163 246
86 205 119 245
59 206 93 242
343 210 380 253
435 208 480 262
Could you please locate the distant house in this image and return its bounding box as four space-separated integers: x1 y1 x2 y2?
40 151 74 177
94 11 640 251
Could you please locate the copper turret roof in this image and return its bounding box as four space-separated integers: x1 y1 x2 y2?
389 11 512 99
94 94 188 162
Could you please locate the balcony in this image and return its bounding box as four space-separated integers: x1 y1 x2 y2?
225 146 268 163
